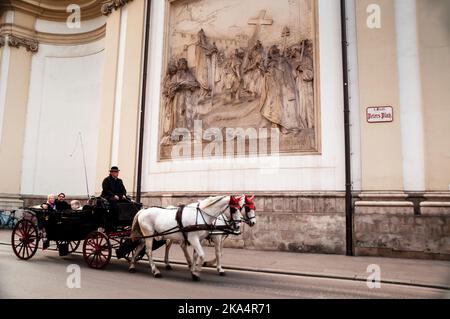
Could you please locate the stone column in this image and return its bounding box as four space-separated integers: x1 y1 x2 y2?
355 0 404 191
94 0 146 196
0 11 38 208
345 0 362 191
116 0 146 195
395 0 425 192
94 9 122 195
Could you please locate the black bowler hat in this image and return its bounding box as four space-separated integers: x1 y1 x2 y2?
110 166 120 172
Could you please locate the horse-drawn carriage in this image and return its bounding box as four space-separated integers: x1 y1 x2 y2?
11 194 257 280
10 197 152 269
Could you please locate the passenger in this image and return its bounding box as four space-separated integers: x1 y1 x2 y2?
70 200 81 211
41 194 56 211
55 193 70 211
40 194 56 250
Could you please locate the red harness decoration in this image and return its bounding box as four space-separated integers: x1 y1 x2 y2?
245 195 256 210
229 196 243 210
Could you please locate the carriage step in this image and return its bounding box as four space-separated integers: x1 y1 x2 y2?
58 243 69 256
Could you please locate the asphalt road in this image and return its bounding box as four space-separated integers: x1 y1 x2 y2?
0 244 448 299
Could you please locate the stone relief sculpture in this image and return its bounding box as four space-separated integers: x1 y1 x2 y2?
159 0 318 158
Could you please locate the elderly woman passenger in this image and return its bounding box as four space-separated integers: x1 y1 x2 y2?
41 194 56 211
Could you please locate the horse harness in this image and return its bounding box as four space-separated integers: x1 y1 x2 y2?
175 203 239 245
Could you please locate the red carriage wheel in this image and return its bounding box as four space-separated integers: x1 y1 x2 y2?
83 231 112 269
11 219 39 260
56 240 81 253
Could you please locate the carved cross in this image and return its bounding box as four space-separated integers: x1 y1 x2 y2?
247 10 273 48
248 10 273 28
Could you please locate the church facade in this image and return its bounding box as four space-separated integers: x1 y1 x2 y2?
0 0 449 259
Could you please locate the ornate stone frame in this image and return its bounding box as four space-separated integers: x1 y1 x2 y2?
158 0 321 161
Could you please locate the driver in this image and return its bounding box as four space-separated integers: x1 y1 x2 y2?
101 166 127 229
101 166 127 201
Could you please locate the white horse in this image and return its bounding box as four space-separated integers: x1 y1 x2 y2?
129 195 243 280
163 195 257 275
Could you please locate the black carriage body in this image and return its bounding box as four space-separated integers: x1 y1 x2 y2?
33 208 103 241
13 198 146 268
25 198 142 240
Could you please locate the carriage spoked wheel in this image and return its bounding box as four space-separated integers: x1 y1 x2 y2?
82 231 112 269
11 219 39 260
56 240 81 253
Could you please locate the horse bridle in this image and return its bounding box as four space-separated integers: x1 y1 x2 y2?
241 204 256 224
227 205 243 230
195 197 242 231
221 196 257 227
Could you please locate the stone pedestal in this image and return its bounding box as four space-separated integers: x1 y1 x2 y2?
354 192 450 260
0 196 24 211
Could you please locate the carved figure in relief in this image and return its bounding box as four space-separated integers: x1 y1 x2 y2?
171 58 200 132
243 40 265 100
195 29 218 100
259 45 305 133
160 62 178 145
222 49 245 103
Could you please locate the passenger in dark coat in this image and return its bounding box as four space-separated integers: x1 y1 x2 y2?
55 193 70 211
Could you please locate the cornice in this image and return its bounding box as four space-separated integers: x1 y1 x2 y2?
0 23 106 46
0 0 104 22
8 33 39 52
101 0 133 16
37 25 106 45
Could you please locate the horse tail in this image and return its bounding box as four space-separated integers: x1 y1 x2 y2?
130 210 143 241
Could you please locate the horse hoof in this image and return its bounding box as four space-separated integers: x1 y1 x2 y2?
219 272 226 276
154 273 162 278
165 265 172 270
191 274 200 281
128 268 136 273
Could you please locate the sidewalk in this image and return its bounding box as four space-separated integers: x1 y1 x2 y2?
152 242 450 290
2 229 449 290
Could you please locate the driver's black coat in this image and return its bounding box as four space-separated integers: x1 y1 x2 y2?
101 175 127 200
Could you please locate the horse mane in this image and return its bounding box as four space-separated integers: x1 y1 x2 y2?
197 195 228 210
